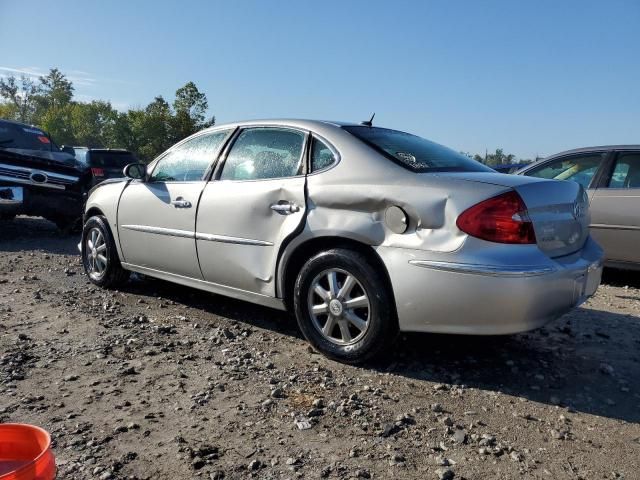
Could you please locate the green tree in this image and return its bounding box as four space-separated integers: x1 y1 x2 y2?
0 75 40 123
171 81 214 143
173 81 208 124
0 67 215 162
39 104 75 145
36 68 74 112
482 148 516 166
70 101 117 147
128 96 173 160
0 102 18 121
104 111 136 152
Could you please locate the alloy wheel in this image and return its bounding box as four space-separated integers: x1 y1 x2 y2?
307 268 371 345
86 227 108 280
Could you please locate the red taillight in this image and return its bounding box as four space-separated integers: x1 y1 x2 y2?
456 191 536 244
91 167 105 177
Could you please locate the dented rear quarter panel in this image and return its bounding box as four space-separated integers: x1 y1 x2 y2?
277 125 513 298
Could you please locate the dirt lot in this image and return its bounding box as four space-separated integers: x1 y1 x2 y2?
1 217 639 480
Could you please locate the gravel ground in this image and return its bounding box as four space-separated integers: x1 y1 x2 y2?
1 216 639 480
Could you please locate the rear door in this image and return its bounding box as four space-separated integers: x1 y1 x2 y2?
590 151 640 265
117 129 231 278
196 127 307 296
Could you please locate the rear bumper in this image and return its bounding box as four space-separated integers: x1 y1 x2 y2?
377 237 603 335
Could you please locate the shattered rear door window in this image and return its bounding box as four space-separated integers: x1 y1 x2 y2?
220 128 305 180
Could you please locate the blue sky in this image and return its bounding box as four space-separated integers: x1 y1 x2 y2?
1 0 638 158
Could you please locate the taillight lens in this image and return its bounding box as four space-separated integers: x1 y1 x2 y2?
91 167 105 177
456 191 536 244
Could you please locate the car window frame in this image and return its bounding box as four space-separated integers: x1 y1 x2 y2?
597 150 640 190
147 128 234 184
212 125 310 182
522 151 611 189
307 133 340 175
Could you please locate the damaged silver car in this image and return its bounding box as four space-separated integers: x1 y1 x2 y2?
81 119 603 363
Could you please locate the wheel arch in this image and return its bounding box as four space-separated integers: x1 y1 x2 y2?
278 235 397 317
84 206 105 223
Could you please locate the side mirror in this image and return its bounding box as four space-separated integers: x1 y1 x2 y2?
123 163 147 180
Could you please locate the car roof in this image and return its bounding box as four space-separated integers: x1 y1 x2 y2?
515 144 640 174
546 145 640 158
0 118 47 132
0 118 34 128
202 118 362 132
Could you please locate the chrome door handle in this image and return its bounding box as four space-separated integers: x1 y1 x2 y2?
270 202 300 214
171 197 192 208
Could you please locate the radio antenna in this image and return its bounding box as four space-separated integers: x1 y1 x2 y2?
360 112 375 127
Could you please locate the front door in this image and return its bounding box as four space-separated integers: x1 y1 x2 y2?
196 127 308 296
118 129 232 278
590 151 640 265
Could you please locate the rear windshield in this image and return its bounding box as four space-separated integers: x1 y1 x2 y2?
0 122 56 152
343 126 492 173
88 151 136 168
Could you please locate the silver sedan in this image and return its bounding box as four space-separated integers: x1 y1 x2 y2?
80 119 603 363
516 145 640 271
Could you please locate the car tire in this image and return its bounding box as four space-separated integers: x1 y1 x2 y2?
81 215 130 288
294 248 397 364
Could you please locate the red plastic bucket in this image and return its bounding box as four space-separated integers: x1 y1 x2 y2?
0 424 56 480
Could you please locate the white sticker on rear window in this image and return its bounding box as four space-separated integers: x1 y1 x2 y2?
23 127 44 135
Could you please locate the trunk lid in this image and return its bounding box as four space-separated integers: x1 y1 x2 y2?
440 172 590 257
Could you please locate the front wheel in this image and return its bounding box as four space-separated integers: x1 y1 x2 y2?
293 248 397 364
81 215 130 288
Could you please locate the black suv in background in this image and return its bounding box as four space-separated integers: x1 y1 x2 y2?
73 147 138 187
0 118 90 230
0 119 140 231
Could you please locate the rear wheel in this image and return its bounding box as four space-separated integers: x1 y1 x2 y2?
82 215 129 288
294 248 397 364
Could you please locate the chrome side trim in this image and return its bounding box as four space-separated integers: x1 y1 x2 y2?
591 223 640 232
408 260 556 277
121 224 195 238
120 225 272 246
121 262 286 311
195 232 273 246
0 174 65 190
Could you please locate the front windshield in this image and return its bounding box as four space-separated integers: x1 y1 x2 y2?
343 126 492 173
0 122 55 152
